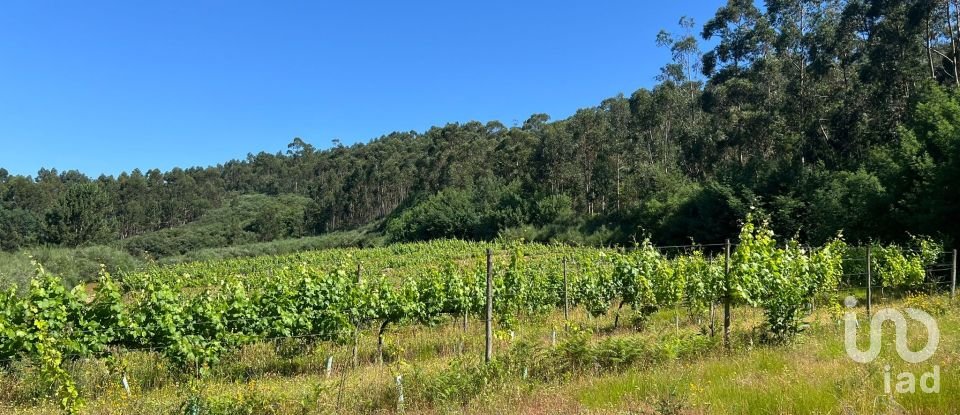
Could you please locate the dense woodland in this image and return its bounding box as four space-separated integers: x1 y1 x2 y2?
2 0 959 260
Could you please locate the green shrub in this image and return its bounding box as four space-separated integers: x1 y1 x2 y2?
0 245 142 290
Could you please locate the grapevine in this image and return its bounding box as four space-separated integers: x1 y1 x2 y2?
0 229 945 407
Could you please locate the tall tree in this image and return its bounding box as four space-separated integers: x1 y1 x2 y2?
44 183 114 247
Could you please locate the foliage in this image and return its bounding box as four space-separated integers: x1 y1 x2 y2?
0 245 142 290
43 183 114 247
731 217 847 341
123 194 313 259
677 250 723 315
4 2 960 257
871 236 942 290
0 225 948 409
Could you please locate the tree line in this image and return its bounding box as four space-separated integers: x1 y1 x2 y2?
1 0 958 258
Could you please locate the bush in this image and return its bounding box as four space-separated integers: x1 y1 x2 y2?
123 194 313 259
159 229 381 264
0 245 142 289
387 188 482 241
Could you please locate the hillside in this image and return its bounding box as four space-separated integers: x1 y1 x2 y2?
1 0 958 263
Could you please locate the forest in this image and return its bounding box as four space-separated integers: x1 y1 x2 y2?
1 0 958 262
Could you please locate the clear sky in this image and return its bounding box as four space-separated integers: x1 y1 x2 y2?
0 1 724 177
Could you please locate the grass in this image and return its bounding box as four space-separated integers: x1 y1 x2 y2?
567 298 960 414
2 294 958 414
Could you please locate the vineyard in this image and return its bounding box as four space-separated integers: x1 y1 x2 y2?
0 217 956 414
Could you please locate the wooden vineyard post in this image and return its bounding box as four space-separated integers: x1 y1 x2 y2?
460 251 469 354
395 375 405 413
807 244 815 312
709 302 715 337
459 309 468 356
485 248 494 363
723 239 731 349
353 262 362 367
563 257 569 322
951 249 957 299
707 252 715 337
867 246 872 317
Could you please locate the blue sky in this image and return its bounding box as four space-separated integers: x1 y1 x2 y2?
0 1 724 177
